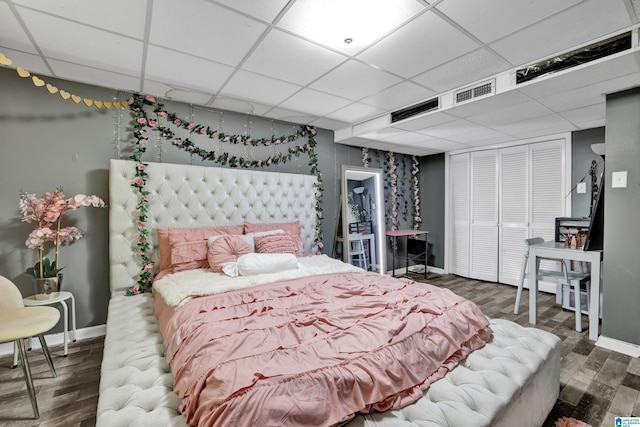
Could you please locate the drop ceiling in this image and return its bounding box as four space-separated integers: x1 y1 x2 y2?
2 0 640 155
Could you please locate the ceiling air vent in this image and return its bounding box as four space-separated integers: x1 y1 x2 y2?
516 31 632 84
454 80 494 105
390 97 439 123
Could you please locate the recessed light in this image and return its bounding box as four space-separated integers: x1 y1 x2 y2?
344 38 353 44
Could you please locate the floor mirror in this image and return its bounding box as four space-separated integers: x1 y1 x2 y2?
340 165 386 274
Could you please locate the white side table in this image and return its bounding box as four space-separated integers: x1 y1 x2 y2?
12 291 76 367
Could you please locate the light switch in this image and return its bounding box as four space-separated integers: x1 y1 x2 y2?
577 182 587 193
612 171 628 188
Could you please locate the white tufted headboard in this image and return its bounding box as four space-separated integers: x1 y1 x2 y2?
109 159 318 293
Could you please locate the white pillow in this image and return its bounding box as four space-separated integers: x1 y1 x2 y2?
236 252 299 276
207 229 284 251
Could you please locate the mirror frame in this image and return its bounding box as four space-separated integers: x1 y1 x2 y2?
341 165 386 274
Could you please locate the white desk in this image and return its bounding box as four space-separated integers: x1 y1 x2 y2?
529 241 602 341
13 291 76 367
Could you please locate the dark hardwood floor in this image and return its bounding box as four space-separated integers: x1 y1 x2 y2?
0 273 638 427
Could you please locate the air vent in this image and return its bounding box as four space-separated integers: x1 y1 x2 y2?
516 31 632 84
454 80 494 105
390 97 439 123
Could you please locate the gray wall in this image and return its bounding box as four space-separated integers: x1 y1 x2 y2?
0 67 363 331
420 153 445 269
571 128 605 217
601 88 640 346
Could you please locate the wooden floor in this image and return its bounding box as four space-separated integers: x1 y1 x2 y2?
0 273 638 427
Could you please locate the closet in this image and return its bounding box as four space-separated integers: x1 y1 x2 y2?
448 137 569 289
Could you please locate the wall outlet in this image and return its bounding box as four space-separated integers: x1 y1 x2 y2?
577 182 587 193
612 171 628 188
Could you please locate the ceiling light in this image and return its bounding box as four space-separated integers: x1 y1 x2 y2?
344 38 353 44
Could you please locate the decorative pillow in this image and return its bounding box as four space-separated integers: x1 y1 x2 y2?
244 221 303 255
254 233 297 255
170 240 210 272
236 253 299 276
208 235 253 272
208 229 283 251
158 224 243 271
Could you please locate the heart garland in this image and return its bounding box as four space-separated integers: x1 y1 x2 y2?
2 51 126 109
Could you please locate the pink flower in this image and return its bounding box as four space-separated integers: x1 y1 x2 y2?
143 263 154 271
145 95 156 103
137 164 146 171
318 242 324 249
148 120 158 127
186 123 194 130
132 284 141 295
135 177 144 186
136 220 146 228
139 139 148 147
200 128 207 134
157 111 167 118
137 117 147 125
173 119 181 125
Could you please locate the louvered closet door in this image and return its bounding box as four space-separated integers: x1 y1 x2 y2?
449 153 470 277
499 146 529 286
469 150 498 282
530 139 567 291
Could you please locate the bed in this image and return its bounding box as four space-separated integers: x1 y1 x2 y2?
97 159 561 427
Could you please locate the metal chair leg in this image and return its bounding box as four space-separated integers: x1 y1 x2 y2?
15 339 39 419
38 334 57 378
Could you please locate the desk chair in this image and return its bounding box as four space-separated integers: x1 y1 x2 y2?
348 233 368 270
514 237 591 332
0 275 60 419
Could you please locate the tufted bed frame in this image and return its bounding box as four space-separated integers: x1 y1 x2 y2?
97 159 561 427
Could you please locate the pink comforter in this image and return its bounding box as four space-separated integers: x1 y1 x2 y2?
160 272 492 427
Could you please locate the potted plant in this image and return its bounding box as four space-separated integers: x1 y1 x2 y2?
20 188 105 297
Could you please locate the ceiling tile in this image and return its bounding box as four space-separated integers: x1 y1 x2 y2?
145 45 234 92
222 70 302 105
359 81 436 112
310 60 402 101
357 11 479 78
17 7 143 75
277 88 352 117
494 113 575 137
48 59 140 92
466 100 551 128
145 82 215 106
411 48 513 92
242 29 347 86
213 0 290 23
309 116 350 131
435 0 582 44
0 3 37 54
489 0 633 66
209 96 258 114
326 102 386 123
559 103 605 126
276 0 425 55
415 119 484 138
14 0 147 39
150 0 266 66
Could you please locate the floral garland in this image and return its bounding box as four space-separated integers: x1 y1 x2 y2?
362 147 370 168
411 155 422 230
388 151 398 231
127 94 323 295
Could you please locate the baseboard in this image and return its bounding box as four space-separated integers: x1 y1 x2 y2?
596 336 640 358
0 324 106 356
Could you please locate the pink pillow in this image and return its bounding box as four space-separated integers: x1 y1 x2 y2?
170 241 210 272
157 225 243 271
208 235 253 272
244 221 303 256
254 234 297 255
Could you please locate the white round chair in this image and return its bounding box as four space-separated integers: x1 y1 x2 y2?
0 275 60 419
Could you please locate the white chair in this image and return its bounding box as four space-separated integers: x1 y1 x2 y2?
0 275 60 419
348 233 368 270
514 237 591 332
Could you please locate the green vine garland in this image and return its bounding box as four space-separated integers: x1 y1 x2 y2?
126 94 323 295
